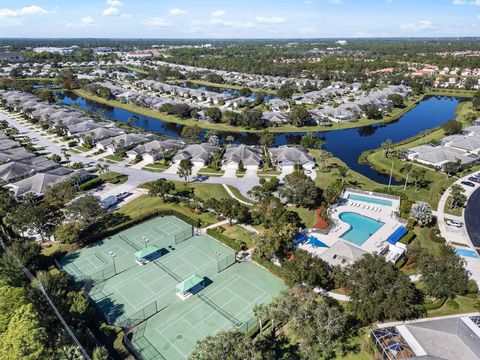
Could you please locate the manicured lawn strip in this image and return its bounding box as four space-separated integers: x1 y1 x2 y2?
74 145 91 152
117 195 218 226
104 154 124 162
225 185 254 205
99 172 128 184
257 169 281 176
197 167 225 176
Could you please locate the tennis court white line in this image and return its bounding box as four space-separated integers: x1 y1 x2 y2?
155 329 192 359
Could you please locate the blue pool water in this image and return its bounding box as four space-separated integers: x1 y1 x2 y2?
293 233 329 248
347 194 393 207
454 247 480 259
340 212 385 246
306 237 329 248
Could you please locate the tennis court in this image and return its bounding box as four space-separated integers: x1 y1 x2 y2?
132 262 286 360
60 215 287 360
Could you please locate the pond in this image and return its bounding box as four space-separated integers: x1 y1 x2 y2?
56 92 462 184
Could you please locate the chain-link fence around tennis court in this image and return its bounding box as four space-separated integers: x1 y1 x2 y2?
115 299 170 329
126 321 166 360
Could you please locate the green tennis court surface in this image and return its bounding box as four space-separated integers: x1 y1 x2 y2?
60 216 287 360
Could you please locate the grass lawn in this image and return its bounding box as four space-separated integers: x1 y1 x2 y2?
444 196 464 217
411 225 444 255
117 195 218 226
74 145 92 152
197 167 225 176
225 185 254 205
99 172 128 184
289 206 318 228
220 225 257 248
104 154 124 162
426 295 479 317
311 149 381 191
366 151 454 208
165 181 230 202
257 169 281 177
334 328 374 360
142 162 170 172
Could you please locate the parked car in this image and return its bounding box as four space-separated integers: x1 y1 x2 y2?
116 192 132 200
468 176 480 183
461 181 476 188
446 219 463 228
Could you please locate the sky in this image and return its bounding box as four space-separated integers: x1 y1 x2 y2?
0 0 480 38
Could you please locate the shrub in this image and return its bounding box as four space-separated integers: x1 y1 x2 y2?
68 140 78 147
423 297 446 310
447 299 460 310
400 231 416 245
78 177 104 191
429 229 446 244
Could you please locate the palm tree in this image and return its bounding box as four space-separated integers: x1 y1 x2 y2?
401 162 413 191
253 304 268 334
381 139 393 158
225 135 235 144
411 168 426 192
338 166 349 184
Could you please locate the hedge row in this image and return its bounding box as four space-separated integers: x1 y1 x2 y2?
252 253 285 280
78 177 104 191
400 231 416 245
206 228 246 252
423 297 447 310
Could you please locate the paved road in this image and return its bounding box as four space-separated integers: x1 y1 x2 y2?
1 111 260 198
465 187 480 249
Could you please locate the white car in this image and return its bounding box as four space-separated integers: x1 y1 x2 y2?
446 219 463 228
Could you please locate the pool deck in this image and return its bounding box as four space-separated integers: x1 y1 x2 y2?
298 190 406 263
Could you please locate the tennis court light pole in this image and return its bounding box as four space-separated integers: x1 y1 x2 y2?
110 251 117 274
142 236 149 248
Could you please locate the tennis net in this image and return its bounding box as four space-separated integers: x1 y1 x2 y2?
153 261 183 282
119 235 141 251
198 294 242 326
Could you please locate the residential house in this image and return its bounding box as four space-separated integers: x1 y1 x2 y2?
173 143 221 167
223 144 263 169
127 139 185 163
268 146 316 171
96 133 149 154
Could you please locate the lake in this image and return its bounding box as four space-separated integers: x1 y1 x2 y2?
56 92 462 184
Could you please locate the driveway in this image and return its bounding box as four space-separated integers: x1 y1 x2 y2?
245 167 258 178
222 166 237 178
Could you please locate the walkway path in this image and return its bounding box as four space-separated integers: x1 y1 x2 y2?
222 184 253 206
313 287 350 302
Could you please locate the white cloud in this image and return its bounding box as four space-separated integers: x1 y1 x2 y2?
66 16 95 28
328 0 343 4
102 7 119 16
211 10 226 17
106 0 123 5
143 17 172 27
0 5 49 18
256 16 286 24
400 20 435 32
208 17 255 29
170 8 187 16
452 0 480 5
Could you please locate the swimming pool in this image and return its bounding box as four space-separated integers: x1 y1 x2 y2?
340 212 385 246
347 194 393 207
454 247 480 259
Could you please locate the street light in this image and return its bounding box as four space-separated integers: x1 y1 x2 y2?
109 251 117 275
